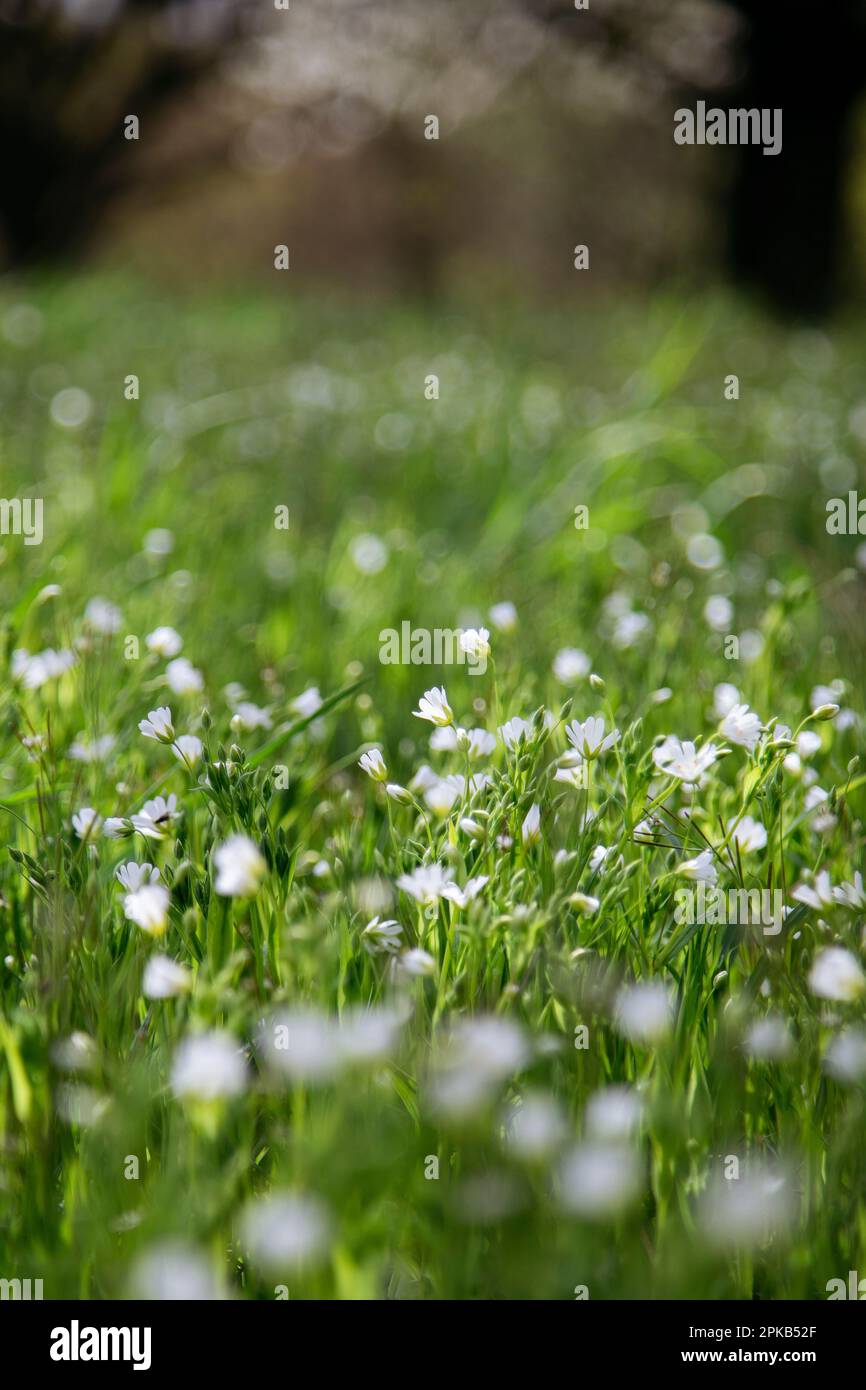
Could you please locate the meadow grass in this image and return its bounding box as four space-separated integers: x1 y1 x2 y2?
0 275 865 1299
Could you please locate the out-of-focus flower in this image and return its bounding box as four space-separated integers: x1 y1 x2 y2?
568 892 599 915
104 816 132 839
394 947 436 978
241 1193 332 1271
677 850 717 885
429 1016 528 1118
166 657 204 696
743 1016 793 1061
231 701 272 731
503 1092 566 1160
292 686 323 718
349 533 388 574
796 730 822 759
69 734 116 764
214 835 267 897
362 916 403 955
824 1027 866 1083
460 728 496 758
424 779 460 816
704 594 733 631
833 872 866 910
338 1005 404 1064
584 1085 642 1142
489 601 517 632
146 626 183 658
459 627 490 662
143 528 175 556
13 646 76 689
171 1032 246 1101
614 981 674 1045
396 863 459 905
72 807 102 840
699 1165 792 1249
553 647 590 684
131 1241 224 1300
792 871 835 912
612 610 651 649
808 947 865 1002
51 1032 98 1073
143 955 192 999
124 883 170 936
84 597 122 633
713 683 740 718
557 1142 641 1218
262 1008 340 1083
804 785 837 833
173 734 203 768
728 815 767 852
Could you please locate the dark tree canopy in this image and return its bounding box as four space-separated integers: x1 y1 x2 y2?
0 0 259 263
1 0 864 317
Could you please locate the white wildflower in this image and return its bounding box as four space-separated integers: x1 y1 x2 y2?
808 947 865 1002
412 686 453 727
146 626 183 658
171 1032 246 1101
361 916 403 956
677 849 718 885
489 601 517 632
124 883 170 936
553 647 591 684
359 748 387 781
214 834 267 897
72 807 102 840
139 706 174 743
521 803 541 846
143 955 192 999
614 981 674 1045
720 702 762 752
728 815 767 852
565 716 620 760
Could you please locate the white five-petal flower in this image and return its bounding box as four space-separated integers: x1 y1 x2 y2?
652 736 720 787
359 748 387 782
139 706 175 743
720 703 762 753
565 716 620 760
412 686 453 727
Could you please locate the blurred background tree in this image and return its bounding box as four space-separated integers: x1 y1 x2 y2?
1 0 865 316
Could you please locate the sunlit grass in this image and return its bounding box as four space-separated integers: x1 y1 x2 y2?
0 276 864 1299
